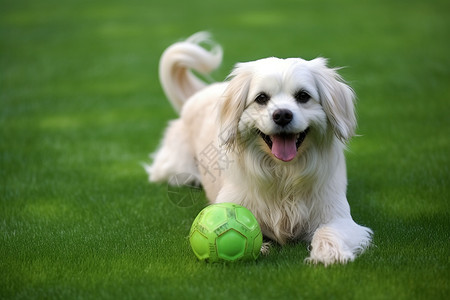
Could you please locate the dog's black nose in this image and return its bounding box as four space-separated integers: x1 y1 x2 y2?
273 109 293 127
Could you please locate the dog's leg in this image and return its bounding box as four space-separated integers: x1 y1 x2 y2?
305 218 372 266
146 119 200 185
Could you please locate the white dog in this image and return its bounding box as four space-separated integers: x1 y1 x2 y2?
147 32 372 265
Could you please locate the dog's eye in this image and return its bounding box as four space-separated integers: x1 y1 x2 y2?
295 90 311 103
255 93 270 105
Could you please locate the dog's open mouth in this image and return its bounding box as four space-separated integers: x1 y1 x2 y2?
258 128 310 162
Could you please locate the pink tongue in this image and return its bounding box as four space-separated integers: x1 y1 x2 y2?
271 134 297 162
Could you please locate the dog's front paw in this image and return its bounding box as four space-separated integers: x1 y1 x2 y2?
260 241 272 256
304 226 355 266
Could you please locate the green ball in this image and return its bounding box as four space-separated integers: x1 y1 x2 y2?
189 203 263 262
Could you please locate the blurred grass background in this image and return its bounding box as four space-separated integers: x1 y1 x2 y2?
1 0 449 299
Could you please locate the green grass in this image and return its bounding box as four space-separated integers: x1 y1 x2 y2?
1 0 449 299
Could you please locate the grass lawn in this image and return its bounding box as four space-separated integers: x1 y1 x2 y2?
1 0 449 299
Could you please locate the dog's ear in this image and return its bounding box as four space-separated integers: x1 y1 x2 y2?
218 63 252 149
310 58 356 142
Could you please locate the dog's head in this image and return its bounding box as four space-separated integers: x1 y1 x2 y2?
219 57 356 162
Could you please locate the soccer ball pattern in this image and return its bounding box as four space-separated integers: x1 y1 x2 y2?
189 203 263 262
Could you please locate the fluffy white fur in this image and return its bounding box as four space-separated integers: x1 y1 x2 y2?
147 32 372 266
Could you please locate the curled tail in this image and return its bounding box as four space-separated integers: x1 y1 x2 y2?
159 32 223 113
